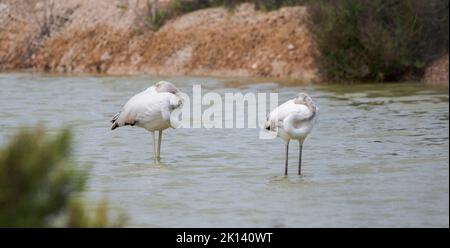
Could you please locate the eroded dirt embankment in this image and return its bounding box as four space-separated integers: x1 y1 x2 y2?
0 1 321 82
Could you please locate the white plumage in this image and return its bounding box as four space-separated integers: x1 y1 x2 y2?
265 93 318 175
111 81 183 163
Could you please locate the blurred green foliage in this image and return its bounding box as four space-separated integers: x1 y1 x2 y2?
0 127 126 227
309 0 449 82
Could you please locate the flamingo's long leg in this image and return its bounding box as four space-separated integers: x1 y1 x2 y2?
285 140 290 176
157 130 163 162
152 131 157 163
298 140 303 175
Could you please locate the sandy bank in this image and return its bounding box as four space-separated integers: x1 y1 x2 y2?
0 1 321 83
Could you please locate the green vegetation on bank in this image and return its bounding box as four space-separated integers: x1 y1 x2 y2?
309 0 449 82
0 127 126 227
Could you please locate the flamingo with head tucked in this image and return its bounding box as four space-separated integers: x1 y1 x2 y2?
111 81 183 163
264 93 318 175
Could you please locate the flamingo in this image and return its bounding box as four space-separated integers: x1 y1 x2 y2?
111 81 183 163
264 93 318 175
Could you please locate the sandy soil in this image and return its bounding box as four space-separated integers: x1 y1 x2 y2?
0 1 321 82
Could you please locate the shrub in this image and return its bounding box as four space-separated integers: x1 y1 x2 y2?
0 127 126 227
308 0 449 82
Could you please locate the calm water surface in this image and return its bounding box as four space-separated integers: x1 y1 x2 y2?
0 73 448 227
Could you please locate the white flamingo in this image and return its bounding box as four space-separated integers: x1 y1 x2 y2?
111 81 183 163
264 93 318 175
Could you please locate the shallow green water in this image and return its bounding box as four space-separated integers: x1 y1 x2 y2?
0 73 448 227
